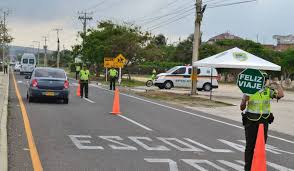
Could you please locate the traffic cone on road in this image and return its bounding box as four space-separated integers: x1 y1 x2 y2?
76 83 81 97
251 124 267 171
110 88 122 115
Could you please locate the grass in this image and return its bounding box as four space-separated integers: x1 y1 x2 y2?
135 91 233 108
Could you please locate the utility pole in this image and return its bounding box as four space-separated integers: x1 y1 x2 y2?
43 36 48 67
53 28 62 68
78 12 93 38
33 41 40 65
191 0 206 95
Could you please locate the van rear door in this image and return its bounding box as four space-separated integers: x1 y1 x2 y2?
28 58 35 72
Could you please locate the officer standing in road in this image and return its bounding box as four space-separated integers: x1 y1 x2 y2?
75 64 81 80
151 69 157 80
108 67 118 91
3 59 8 74
79 64 90 98
240 72 284 171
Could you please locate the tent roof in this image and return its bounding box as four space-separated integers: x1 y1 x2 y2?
193 47 281 71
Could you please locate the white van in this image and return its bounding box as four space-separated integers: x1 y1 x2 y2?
20 53 36 75
154 66 219 91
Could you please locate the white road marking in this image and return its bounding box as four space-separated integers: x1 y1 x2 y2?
128 136 170 151
117 114 153 131
83 97 96 104
184 138 233 153
144 159 178 171
93 86 294 145
238 140 294 155
267 162 294 171
68 135 104 150
217 160 243 171
17 80 23 83
181 159 227 171
157 137 203 152
99 136 137 150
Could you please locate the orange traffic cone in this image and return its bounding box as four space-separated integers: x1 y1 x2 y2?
76 83 81 97
110 88 122 115
251 124 267 171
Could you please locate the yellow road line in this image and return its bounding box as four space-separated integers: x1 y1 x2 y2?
12 74 43 171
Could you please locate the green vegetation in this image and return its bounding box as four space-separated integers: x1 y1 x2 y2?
135 91 233 108
66 20 294 80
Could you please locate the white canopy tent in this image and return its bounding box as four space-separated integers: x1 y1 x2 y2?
193 47 281 71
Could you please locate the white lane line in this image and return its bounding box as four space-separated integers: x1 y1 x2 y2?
117 115 153 132
93 86 294 145
83 98 96 104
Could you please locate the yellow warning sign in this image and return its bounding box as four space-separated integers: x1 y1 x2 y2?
104 58 114 68
104 54 127 68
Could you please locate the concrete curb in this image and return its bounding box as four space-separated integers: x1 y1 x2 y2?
0 72 9 171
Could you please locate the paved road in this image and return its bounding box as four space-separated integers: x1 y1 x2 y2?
8 72 294 171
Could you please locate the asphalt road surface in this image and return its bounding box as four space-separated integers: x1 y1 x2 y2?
8 72 294 171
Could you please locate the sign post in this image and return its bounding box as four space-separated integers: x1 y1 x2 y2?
118 67 122 85
237 68 265 95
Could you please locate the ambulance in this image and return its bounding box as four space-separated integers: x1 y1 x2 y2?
154 66 219 91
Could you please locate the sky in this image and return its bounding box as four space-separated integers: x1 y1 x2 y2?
1 0 294 51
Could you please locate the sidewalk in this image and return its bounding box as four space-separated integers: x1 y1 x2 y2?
0 72 9 171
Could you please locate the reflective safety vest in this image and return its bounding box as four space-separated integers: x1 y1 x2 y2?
76 65 81 72
109 69 118 77
246 88 271 120
79 69 90 81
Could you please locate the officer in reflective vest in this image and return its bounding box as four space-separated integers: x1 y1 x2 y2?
75 64 81 80
108 67 118 90
3 59 8 74
79 65 90 98
240 72 284 171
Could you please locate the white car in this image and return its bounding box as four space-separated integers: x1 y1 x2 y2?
154 66 219 91
14 62 21 72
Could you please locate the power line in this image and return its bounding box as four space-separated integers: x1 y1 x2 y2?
134 0 189 21
140 6 195 26
207 0 257 8
148 10 194 31
84 0 107 11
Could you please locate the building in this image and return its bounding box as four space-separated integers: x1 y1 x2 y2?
273 35 294 51
207 32 242 44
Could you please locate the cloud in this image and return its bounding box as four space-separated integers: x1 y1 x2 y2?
2 0 294 50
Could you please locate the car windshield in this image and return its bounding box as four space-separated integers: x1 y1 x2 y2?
35 69 66 78
166 66 179 73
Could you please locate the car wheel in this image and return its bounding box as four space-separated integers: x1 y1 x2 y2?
28 96 34 103
158 85 165 89
164 81 173 89
203 83 212 91
63 98 69 104
146 80 153 87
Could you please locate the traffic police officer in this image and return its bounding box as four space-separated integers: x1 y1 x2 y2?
3 59 8 74
75 64 81 80
108 67 118 90
240 72 284 171
151 69 157 80
79 64 90 98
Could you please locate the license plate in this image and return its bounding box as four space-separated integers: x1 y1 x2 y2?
45 92 55 96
